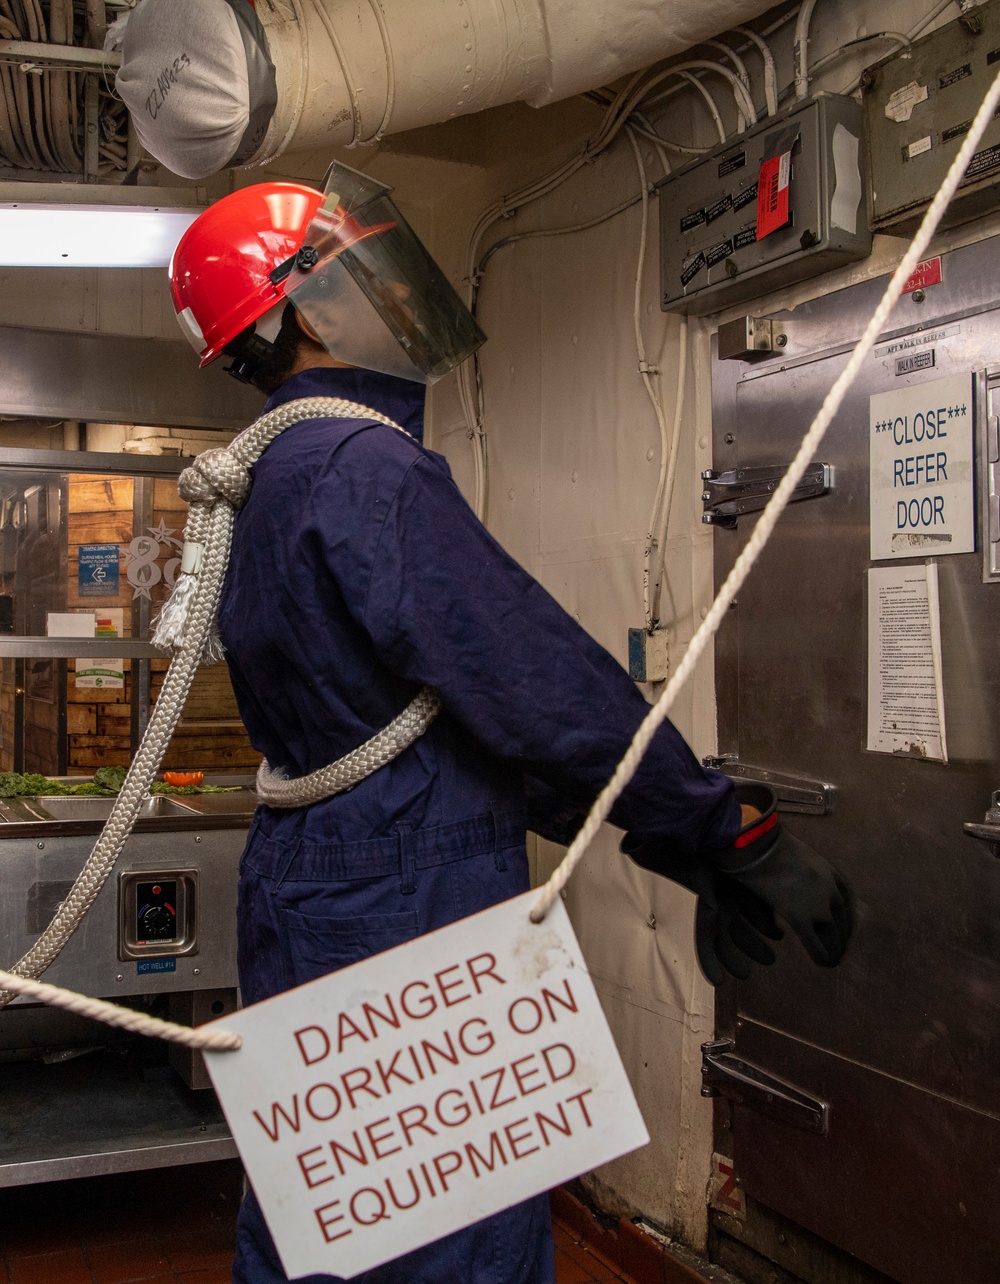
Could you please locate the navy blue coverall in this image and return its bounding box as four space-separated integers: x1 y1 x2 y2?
217 366 741 1283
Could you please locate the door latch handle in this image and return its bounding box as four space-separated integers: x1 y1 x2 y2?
964 789 1000 856
703 755 835 815
701 1039 830 1135
701 463 833 528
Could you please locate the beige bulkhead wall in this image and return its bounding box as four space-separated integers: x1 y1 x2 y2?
0 0 987 1250
403 0 983 1247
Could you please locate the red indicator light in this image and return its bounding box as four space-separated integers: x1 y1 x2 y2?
152 885 161 895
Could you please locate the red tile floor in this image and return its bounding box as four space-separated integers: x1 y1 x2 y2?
0 1161 241 1284
0 1162 714 1284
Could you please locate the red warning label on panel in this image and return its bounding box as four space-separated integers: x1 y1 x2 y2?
756 151 791 240
902 256 943 293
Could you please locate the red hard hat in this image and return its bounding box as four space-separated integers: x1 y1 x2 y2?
169 181 323 366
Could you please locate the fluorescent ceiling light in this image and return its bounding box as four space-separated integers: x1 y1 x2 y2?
0 204 204 267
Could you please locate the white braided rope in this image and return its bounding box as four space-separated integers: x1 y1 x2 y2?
530 65 1000 923
0 969 241 1050
257 686 442 807
0 396 434 1052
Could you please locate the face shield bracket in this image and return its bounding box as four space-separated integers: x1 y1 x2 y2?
269 245 320 288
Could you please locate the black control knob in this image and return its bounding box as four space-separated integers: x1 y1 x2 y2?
141 906 172 936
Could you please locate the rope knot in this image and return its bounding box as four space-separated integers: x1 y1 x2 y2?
178 447 251 509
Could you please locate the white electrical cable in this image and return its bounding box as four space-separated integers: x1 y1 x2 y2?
530 62 1000 923
361 0 396 144
642 60 757 127
703 38 753 133
462 52 755 514
625 126 673 633
820 32 912 94
794 0 819 100
733 26 778 117
461 77 653 517
586 91 711 156
307 0 364 147
677 71 727 145
475 193 645 270
648 318 686 632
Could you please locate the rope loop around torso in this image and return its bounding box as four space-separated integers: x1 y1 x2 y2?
255 686 442 808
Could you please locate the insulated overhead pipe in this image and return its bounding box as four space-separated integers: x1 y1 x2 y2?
117 0 777 178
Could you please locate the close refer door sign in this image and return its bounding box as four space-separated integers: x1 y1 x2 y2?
869 372 974 560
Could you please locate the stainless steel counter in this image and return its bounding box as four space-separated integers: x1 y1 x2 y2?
0 777 255 1186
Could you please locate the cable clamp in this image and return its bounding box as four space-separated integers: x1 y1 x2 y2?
638 361 660 375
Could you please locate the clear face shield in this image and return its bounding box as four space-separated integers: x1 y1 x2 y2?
281 162 486 384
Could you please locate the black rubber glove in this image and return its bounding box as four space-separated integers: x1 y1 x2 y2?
621 783 852 984
620 838 784 985
708 783 853 970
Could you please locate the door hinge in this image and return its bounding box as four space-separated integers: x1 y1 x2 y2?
701 1039 830 1136
701 463 833 528
703 755 835 815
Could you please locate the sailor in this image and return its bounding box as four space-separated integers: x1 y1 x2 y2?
169 165 852 1284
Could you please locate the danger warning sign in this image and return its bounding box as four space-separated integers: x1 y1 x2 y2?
203 891 648 1279
756 151 791 239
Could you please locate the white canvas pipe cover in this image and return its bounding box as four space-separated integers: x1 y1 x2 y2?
116 0 276 180
116 0 777 176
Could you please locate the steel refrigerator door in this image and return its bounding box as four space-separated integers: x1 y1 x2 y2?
710 238 1000 1284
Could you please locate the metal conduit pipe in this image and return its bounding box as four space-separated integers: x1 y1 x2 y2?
250 0 778 164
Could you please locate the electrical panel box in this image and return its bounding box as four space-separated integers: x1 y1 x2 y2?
863 0 1000 233
657 94 870 315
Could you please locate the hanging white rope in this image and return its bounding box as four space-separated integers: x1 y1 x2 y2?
530 64 1000 923
6 64 1000 1045
0 968 241 1050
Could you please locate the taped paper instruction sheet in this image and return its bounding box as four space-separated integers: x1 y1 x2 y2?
867 563 947 761
204 891 648 1280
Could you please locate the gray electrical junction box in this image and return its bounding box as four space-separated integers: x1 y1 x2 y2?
863 0 1000 233
657 94 870 315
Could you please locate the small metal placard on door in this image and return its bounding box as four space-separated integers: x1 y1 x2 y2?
896 349 935 376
